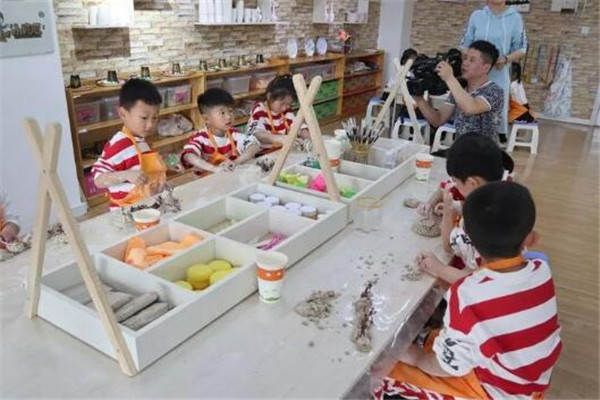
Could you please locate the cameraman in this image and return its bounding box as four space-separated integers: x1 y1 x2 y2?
414 40 503 141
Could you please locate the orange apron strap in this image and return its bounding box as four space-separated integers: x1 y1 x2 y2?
388 362 490 399
206 128 238 165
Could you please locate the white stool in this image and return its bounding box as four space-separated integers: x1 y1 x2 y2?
391 117 431 144
365 96 390 129
431 123 456 152
507 122 539 155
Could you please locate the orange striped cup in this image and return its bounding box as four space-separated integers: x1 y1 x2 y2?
132 209 161 231
256 251 289 303
415 153 434 181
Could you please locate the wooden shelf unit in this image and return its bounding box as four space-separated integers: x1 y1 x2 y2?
66 51 384 207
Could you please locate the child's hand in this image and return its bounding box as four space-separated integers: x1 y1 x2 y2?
417 201 432 216
442 187 454 216
219 160 236 172
123 171 148 186
415 251 445 278
433 202 444 216
0 223 19 243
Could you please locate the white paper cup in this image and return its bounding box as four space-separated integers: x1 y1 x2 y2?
256 251 288 303
415 153 434 181
132 209 161 231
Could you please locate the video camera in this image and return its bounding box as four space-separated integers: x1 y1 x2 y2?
406 48 464 96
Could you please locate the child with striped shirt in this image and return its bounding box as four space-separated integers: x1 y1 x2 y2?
92 79 166 209
418 134 512 281
375 182 562 399
246 75 309 149
182 88 259 174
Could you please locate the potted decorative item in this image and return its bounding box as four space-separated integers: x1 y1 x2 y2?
330 29 352 54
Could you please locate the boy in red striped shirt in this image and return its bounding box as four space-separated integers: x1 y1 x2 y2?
417 134 510 283
375 182 561 399
92 79 164 209
246 75 309 149
182 88 259 174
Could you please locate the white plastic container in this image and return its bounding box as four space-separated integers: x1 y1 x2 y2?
223 75 251 95
101 96 120 121
250 71 277 90
206 78 224 90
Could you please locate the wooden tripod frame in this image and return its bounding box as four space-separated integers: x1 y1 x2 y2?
23 118 138 376
266 74 341 202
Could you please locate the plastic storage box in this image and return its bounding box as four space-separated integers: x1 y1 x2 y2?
74 100 101 126
250 71 277 90
157 87 168 109
206 78 224 90
166 84 192 108
101 96 120 121
223 75 251 95
291 66 311 81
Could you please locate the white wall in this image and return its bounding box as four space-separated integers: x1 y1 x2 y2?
0 0 86 233
377 0 415 84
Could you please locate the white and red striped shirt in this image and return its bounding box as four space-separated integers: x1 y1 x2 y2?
246 101 296 138
91 130 150 209
181 127 257 169
433 259 562 399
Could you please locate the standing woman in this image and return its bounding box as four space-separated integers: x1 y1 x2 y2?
459 0 528 141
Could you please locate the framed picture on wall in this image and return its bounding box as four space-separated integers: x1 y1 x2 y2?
507 0 531 12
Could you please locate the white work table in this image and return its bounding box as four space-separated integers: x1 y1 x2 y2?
1 153 447 398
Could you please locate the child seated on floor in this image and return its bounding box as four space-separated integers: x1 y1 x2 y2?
92 79 166 209
509 62 538 124
182 88 260 174
417 134 512 283
0 192 20 243
374 181 562 400
246 74 309 150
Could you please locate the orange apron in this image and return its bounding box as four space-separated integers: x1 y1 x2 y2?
266 105 290 135
508 98 529 123
205 128 239 165
112 128 167 208
385 255 545 399
265 105 290 150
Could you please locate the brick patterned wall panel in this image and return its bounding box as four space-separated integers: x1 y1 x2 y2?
55 0 381 81
410 0 599 120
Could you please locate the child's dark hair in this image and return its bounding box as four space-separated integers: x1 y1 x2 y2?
119 78 162 110
463 181 536 259
197 88 234 114
511 62 522 83
266 74 297 102
469 40 500 68
446 133 504 183
400 48 418 65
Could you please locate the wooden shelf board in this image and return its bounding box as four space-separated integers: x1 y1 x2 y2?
344 69 380 79
68 74 202 99
233 88 266 101
147 131 195 149
344 50 384 60
283 53 345 66
194 22 288 26
343 86 380 98
205 60 284 79
77 104 195 133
